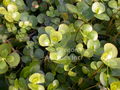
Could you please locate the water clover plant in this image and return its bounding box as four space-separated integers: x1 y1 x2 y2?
0 43 20 74
0 0 120 90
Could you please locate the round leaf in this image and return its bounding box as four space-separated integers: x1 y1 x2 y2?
90 61 97 70
7 4 18 13
94 14 110 21
37 13 46 24
29 73 45 84
28 83 45 90
100 72 108 86
6 52 20 67
39 34 50 46
0 61 7 69
0 7 8 15
20 66 30 78
4 14 13 22
58 24 70 34
108 1 118 9
0 64 8 74
11 12 21 21
87 30 98 41
33 49 44 58
45 26 55 35
84 48 93 57
82 24 92 35
45 72 54 82
92 2 105 14
29 15 38 26
20 12 29 22
0 43 11 55
104 43 118 58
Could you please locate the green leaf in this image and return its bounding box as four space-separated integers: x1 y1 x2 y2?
47 83 54 90
87 39 100 50
84 48 93 57
50 31 62 45
18 78 28 90
87 30 98 41
20 66 30 78
0 64 8 74
29 73 45 84
51 17 60 25
100 72 108 86
0 7 8 15
58 24 70 34
74 20 83 30
82 24 92 35
20 12 29 22
92 2 105 14
90 61 97 70
28 83 45 90
6 52 20 67
0 43 11 55
29 15 38 26
52 79 59 89
77 2 89 12
66 3 79 13
7 3 18 13
29 61 40 74
94 14 110 21
0 61 7 69
33 49 44 58
76 43 84 56
39 34 50 46
21 56 32 63
37 13 46 24
45 26 55 34
104 43 118 59
64 65 69 71
110 81 120 90
14 79 19 89
108 0 118 9
50 47 66 60
4 14 13 22
108 76 119 85
53 56 72 65
68 70 77 76
1 49 8 57
45 72 54 82
11 12 21 21
82 66 89 74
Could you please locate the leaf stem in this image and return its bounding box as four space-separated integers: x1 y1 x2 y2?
74 22 84 43
78 63 104 90
6 40 16 52
52 63 57 73
106 8 120 35
85 82 100 90
111 31 120 43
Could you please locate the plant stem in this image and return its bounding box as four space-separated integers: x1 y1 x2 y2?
90 16 95 25
74 55 81 66
106 9 120 35
78 63 104 90
47 60 51 71
5 73 9 87
85 82 100 90
52 63 57 73
6 40 16 52
61 71 69 84
74 22 84 43
111 31 120 43
71 78 79 90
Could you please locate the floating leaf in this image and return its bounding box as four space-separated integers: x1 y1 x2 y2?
92 2 105 14
39 34 50 46
29 73 45 84
45 26 55 35
100 72 108 86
